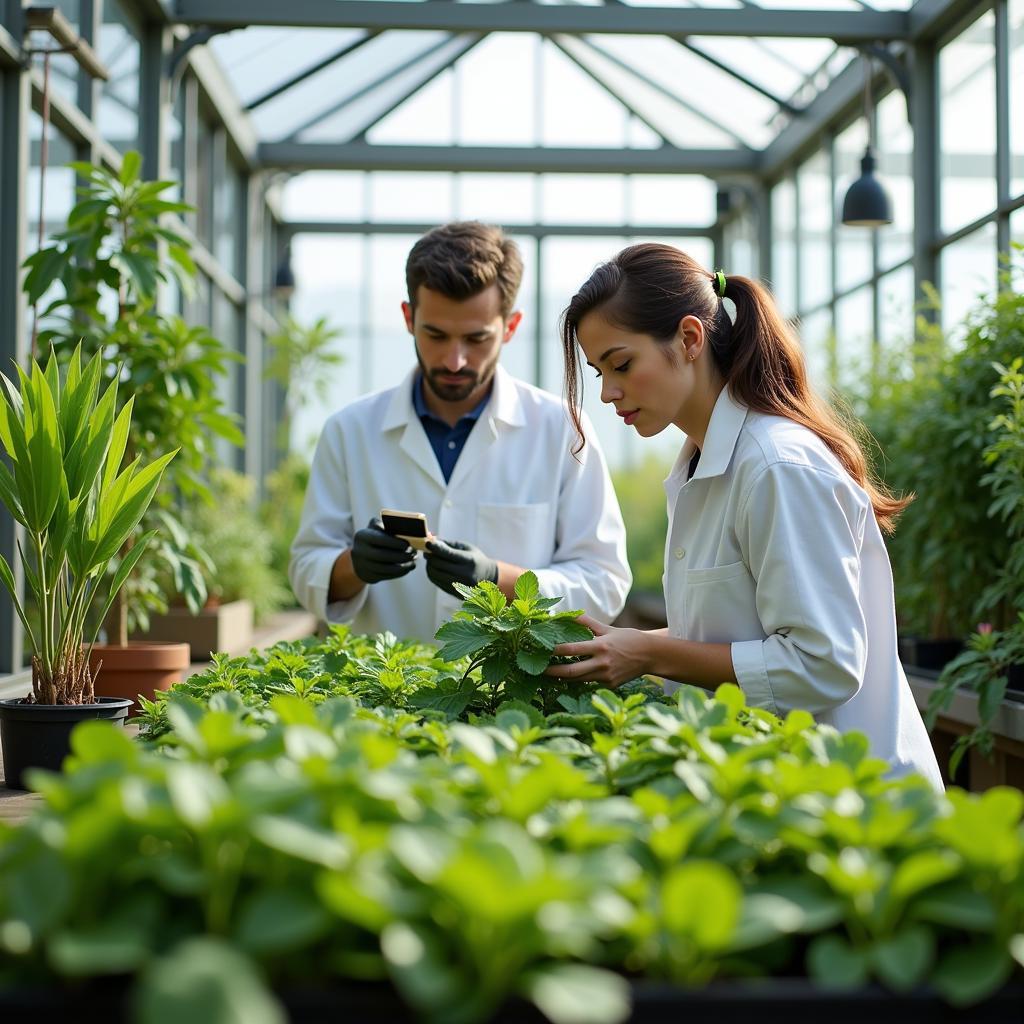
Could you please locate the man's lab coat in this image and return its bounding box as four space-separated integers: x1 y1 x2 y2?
289 365 632 643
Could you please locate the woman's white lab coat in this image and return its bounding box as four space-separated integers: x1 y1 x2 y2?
663 386 943 789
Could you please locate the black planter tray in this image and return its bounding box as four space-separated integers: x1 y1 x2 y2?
2 978 1022 1023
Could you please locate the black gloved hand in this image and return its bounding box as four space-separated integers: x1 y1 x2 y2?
424 538 499 597
351 518 416 584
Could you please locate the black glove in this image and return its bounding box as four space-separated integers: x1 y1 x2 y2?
424 538 499 596
351 518 416 584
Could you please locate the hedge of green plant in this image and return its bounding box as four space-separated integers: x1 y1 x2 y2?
1 576 1022 1024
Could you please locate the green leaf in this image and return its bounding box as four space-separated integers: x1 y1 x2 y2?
407 676 479 720
933 943 1013 1006
524 964 631 1024
481 652 514 685
662 861 741 950
868 927 934 992
516 647 551 675
434 618 493 662
528 618 593 650
234 888 331 956
119 149 141 186
135 937 286 1024
807 934 869 988
514 570 540 604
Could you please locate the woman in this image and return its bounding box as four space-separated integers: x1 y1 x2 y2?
548 243 942 788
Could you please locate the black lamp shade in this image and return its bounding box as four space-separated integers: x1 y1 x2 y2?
841 146 893 227
273 248 296 297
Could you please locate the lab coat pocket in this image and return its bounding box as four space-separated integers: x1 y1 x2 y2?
684 560 761 644
477 502 552 570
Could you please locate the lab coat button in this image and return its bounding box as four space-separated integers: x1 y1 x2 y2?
444 499 453 508
674 547 685 559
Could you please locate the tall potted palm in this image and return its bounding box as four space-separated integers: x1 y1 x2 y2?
0 347 174 788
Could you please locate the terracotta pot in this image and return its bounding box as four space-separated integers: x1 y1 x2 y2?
88 641 191 712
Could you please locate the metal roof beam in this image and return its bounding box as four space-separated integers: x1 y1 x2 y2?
282 220 716 239
173 1 908 42
257 141 757 175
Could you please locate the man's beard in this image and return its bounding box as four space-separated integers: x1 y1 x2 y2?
417 350 498 404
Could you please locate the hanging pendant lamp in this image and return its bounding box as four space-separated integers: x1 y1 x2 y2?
841 56 893 228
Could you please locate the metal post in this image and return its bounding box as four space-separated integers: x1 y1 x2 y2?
533 234 543 388
0 0 28 675
139 17 170 180
994 0 1010 264
911 38 940 319
755 182 772 284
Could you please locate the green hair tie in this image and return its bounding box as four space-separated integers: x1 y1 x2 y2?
714 270 727 297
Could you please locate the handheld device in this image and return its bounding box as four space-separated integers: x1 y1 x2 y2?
380 508 432 550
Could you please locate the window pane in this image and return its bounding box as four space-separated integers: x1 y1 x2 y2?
283 172 365 221
878 264 915 353
457 174 536 223
627 176 715 227
1012 0 1024 198
1012 205 1024 245
835 118 874 291
798 308 833 394
940 11 996 233
797 150 831 311
98 0 139 153
771 177 797 316
724 208 757 278
876 88 914 269
541 175 624 225
214 161 243 278
940 223 997 340
834 286 873 393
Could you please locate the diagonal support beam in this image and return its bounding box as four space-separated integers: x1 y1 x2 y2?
285 33 462 140
246 31 381 110
173 1 909 42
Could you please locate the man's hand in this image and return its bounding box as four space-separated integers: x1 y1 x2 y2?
424 538 499 596
350 518 417 584
545 614 652 687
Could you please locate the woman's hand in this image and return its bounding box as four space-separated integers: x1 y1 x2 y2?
545 614 653 687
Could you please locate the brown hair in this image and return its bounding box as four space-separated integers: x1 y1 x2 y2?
560 243 909 533
406 221 523 319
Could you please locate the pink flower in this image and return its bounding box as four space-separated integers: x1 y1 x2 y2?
977 623 993 635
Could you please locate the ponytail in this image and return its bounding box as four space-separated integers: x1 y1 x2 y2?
560 244 910 533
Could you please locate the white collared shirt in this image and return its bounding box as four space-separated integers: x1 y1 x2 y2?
664 387 943 789
289 365 632 643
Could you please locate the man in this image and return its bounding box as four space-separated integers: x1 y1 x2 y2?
289 221 631 643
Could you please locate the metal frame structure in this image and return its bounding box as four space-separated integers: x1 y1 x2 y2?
0 0 1018 688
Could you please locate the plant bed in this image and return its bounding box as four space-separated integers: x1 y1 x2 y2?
136 598 254 660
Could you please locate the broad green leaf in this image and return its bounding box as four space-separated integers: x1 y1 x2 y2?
408 676 479 720
514 570 540 604
524 964 631 1024
136 937 286 1024
807 934 868 988
234 888 331 955
662 861 741 950
933 943 1013 1006
516 647 550 675
868 926 934 992
528 618 593 650
434 618 493 662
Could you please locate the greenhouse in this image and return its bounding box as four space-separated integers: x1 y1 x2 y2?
1 0 1023 1020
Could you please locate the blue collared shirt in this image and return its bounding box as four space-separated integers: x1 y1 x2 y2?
412 375 492 482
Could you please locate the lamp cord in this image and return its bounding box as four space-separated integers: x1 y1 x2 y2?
863 54 875 150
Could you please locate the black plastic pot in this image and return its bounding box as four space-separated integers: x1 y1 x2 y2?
898 636 964 674
2 979 1023 1023
1008 663 1024 699
0 696 133 790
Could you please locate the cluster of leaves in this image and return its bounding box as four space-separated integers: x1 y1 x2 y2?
848 256 1024 638
1 683 1022 1024
22 153 244 640
136 574 663 742
925 358 1024 769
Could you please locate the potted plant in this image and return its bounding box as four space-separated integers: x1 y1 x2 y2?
21 151 244 703
0 347 174 788
141 468 292 658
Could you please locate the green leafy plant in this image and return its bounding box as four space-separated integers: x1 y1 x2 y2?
166 468 290 624
435 572 594 707
611 454 669 594
849 264 1024 638
927 358 1024 772
0 347 174 703
21 152 244 643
